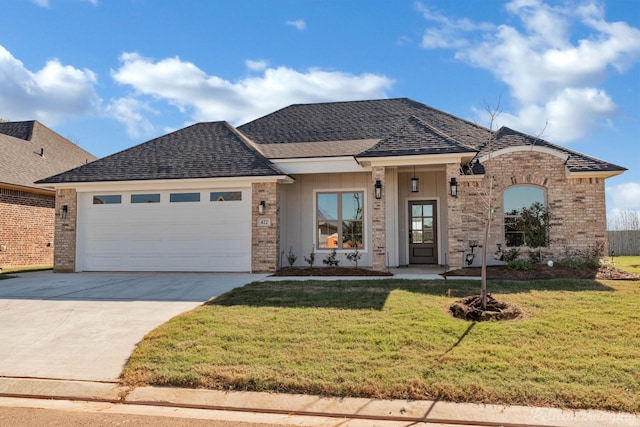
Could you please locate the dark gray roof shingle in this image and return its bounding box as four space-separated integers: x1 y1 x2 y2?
0 121 34 141
38 122 285 184
240 98 625 174
239 98 490 148
358 115 477 157
489 127 626 173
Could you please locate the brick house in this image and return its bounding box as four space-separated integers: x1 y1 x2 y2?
38 99 625 273
0 121 96 271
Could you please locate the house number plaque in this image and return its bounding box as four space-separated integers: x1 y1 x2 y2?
257 218 271 227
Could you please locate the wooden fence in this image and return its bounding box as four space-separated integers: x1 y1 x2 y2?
608 231 640 256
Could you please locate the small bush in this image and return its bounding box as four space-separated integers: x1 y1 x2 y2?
507 258 533 271
502 248 521 263
322 248 340 267
556 241 605 270
303 245 316 268
287 247 297 267
557 257 600 270
345 249 362 268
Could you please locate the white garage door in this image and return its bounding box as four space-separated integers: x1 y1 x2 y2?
78 189 251 272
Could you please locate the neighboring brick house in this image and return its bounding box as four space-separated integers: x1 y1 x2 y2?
0 121 96 271
38 98 625 273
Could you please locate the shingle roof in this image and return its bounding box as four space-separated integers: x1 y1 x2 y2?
0 121 34 141
489 127 626 173
358 115 477 157
240 98 625 173
0 121 96 191
38 122 286 184
239 98 490 149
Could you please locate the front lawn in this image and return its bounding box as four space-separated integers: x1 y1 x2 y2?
122 278 640 412
615 256 640 274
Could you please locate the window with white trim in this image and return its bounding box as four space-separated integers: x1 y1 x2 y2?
316 191 364 250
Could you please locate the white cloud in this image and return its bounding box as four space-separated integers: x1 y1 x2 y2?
419 0 640 143
32 0 98 6
417 3 495 49
286 19 306 31
105 97 155 139
111 52 394 125
246 59 268 71
606 182 640 211
0 44 101 124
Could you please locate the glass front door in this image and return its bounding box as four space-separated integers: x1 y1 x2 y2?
408 200 437 264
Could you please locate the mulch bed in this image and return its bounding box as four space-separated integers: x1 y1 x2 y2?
450 294 524 321
443 264 638 281
272 264 638 280
272 267 393 277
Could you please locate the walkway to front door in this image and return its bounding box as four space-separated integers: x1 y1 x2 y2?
408 200 437 264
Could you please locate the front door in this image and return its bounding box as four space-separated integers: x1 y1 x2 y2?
409 201 438 264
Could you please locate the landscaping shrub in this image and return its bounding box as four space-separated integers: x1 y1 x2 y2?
507 258 533 271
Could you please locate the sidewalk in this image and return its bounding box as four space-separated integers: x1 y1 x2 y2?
1 377 638 427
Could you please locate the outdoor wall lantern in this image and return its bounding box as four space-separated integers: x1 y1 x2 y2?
411 166 419 193
258 200 266 215
449 177 458 197
61 205 68 218
374 180 382 199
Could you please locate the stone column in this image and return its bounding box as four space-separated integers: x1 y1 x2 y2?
371 167 387 271
446 163 464 270
251 182 280 272
54 188 77 273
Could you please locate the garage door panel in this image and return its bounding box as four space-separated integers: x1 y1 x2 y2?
79 189 252 272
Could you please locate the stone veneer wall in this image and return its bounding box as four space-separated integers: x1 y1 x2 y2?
0 188 55 270
53 188 77 273
252 182 280 272
445 163 464 269
371 167 387 271
458 151 608 262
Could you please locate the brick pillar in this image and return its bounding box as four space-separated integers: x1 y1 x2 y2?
252 182 280 272
371 167 387 271
54 188 77 273
446 163 464 270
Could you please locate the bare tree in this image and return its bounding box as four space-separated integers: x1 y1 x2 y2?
608 209 640 231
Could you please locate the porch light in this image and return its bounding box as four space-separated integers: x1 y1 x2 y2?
449 177 458 197
411 166 418 193
374 180 382 199
61 205 68 218
258 200 266 215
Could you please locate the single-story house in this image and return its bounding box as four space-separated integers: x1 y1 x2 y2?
37 98 626 273
0 120 97 271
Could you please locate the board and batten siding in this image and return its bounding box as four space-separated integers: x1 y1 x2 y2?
280 172 378 268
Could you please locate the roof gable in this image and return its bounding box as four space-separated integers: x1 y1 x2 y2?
38 122 286 184
357 115 477 157
490 127 626 173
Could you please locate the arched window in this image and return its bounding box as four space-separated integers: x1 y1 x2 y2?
503 185 548 247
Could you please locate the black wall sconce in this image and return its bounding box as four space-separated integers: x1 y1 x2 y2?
411 166 418 193
258 200 266 215
61 204 68 218
449 177 458 197
374 180 382 199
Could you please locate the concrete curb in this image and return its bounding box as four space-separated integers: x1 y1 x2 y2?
1 378 638 427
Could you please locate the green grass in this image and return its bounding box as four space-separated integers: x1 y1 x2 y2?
614 256 640 274
122 278 640 412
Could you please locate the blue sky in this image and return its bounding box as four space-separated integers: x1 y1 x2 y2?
1 0 638 222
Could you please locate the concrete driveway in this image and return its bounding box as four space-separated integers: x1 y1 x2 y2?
0 271 267 382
